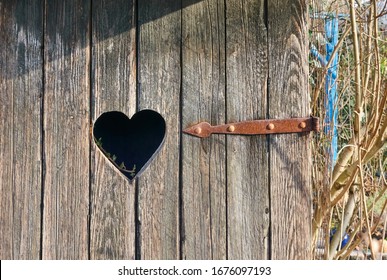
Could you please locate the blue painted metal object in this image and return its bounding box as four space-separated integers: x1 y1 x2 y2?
324 16 339 165
330 228 350 249
310 44 327 67
310 13 342 167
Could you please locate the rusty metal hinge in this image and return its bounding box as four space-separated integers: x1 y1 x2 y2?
183 116 319 138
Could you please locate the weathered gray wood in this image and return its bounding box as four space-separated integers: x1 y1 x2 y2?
181 0 227 259
90 0 136 260
268 0 311 259
226 0 270 259
42 0 90 259
138 0 181 259
0 0 42 259
0 0 312 260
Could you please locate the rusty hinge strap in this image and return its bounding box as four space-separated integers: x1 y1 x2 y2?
183 116 319 138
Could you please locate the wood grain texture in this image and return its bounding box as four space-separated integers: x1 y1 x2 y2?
0 0 42 259
226 0 270 259
138 0 181 259
181 0 227 259
90 0 136 260
268 0 312 259
0 0 312 260
42 0 90 259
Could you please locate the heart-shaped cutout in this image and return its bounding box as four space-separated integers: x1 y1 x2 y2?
93 110 166 182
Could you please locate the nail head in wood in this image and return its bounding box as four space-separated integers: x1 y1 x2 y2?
267 123 275 130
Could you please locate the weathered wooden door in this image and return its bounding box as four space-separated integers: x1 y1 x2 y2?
0 0 311 259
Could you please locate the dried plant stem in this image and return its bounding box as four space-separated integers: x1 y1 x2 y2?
350 0 362 137
328 187 356 259
359 163 376 259
371 0 381 130
363 3 375 93
311 0 386 259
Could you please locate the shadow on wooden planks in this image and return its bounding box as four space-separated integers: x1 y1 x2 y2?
0 0 204 79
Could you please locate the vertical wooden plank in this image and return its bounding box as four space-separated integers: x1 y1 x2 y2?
138 0 181 259
226 0 270 259
90 0 136 260
268 0 311 259
181 0 227 259
0 0 42 259
43 0 90 259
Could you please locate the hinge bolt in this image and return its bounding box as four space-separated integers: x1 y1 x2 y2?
299 122 306 129
194 127 202 134
267 123 275 130
227 125 235 132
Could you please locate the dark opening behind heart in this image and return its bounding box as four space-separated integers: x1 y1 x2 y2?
93 110 166 181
